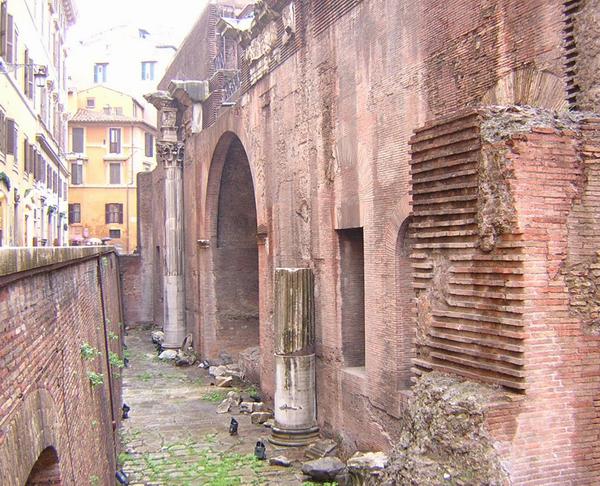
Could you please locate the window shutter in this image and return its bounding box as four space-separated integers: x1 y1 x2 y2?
145 133 153 157
72 127 84 153
23 138 27 171
6 118 14 154
118 203 123 224
105 204 110 224
6 14 12 64
0 2 7 59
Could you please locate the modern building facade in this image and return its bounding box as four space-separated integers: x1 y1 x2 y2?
127 0 600 483
67 85 156 253
0 0 76 246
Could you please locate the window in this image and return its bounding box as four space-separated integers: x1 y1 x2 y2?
52 171 57 193
145 132 153 157
108 127 121 153
0 1 6 59
68 203 80 224
71 127 84 153
86 98 95 108
71 162 82 185
5 118 16 159
109 229 121 239
5 13 13 63
338 227 366 368
105 203 123 224
24 49 34 99
141 61 156 81
93 62 108 83
109 162 121 184
0 109 5 155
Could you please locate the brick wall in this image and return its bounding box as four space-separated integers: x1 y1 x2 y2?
408 108 600 484
0 248 124 486
137 0 600 473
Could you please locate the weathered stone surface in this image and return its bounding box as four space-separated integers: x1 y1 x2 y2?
269 455 292 467
239 346 261 384
301 457 346 482
216 398 233 414
304 439 337 459
239 401 254 414
158 349 177 361
209 365 227 377
216 376 233 388
151 330 165 346
251 411 273 424
227 390 241 404
347 452 389 485
382 372 508 486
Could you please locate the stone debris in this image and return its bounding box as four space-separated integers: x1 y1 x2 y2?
269 455 292 467
174 351 196 366
151 330 164 346
263 419 274 428
347 451 389 484
240 401 266 413
219 351 233 365
209 365 227 377
158 349 177 361
216 397 233 414
304 438 337 459
227 390 241 404
301 457 346 482
239 346 260 384
251 411 273 424
216 376 233 388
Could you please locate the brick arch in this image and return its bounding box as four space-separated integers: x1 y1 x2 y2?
26 446 62 485
0 388 65 486
480 66 567 110
202 131 261 360
383 199 414 390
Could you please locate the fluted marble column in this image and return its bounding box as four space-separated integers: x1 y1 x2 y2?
270 268 319 446
146 92 186 349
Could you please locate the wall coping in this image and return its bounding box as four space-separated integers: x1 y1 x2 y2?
0 247 115 278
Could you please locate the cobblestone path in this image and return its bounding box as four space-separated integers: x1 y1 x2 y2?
119 328 308 485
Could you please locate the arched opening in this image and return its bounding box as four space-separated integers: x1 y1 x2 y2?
26 446 62 485
209 134 259 357
396 218 414 389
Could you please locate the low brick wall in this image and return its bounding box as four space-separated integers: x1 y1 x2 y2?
0 247 124 485
120 254 153 328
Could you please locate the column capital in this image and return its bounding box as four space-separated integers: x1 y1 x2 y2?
144 90 176 111
157 141 184 168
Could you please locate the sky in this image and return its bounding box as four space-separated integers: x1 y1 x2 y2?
69 0 209 48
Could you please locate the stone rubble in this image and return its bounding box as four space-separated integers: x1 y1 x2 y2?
269 455 292 467
301 456 346 482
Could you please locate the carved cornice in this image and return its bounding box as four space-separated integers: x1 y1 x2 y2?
157 141 184 168
144 91 176 111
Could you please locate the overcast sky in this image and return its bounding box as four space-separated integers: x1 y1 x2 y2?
69 0 209 47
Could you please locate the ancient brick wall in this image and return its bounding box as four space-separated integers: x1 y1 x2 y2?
0 248 124 486
140 0 600 469
408 108 600 484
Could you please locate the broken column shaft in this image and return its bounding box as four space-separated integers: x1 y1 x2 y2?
270 268 319 446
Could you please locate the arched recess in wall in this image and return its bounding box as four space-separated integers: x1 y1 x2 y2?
396 217 414 389
0 388 64 486
25 447 62 485
206 132 260 358
481 66 568 110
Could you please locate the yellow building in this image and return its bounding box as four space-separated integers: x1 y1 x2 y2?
67 85 156 253
0 0 76 246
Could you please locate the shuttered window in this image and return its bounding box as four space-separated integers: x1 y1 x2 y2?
5 118 14 154
0 1 7 59
109 128 121 153
72 127 84 153
71 162 82 185
109 162 120 184
145 132 153 157
105 203 123 224
68 203 80 224
5 13 12 63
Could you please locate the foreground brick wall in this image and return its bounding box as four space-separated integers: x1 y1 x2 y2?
0 248 124 485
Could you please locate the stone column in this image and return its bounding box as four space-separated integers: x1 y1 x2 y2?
146 92 186 349
270 268 320 446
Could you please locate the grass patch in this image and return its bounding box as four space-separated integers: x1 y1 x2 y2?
124 440 266 485
137 371 153 382
201 390 229 403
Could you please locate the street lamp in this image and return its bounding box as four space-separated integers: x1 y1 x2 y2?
0 60 48 87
